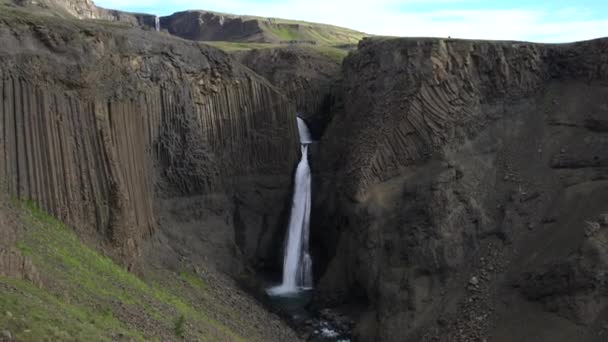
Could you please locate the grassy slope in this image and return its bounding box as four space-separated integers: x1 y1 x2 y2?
0 201 261 341
0 3 133 30
191 9 366 45
0 0 76 19
189 9 365 62
204 41 350 63
0 2 357 63
258 21 364 45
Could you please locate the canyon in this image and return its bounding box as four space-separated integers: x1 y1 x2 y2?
0 0 607 341
313 37 608 341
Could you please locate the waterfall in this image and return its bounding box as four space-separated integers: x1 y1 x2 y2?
155 16 160 32
268 118 313 296
297 116 313 144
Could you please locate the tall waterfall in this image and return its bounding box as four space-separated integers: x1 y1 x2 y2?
155 16 160 32
268 118 313 296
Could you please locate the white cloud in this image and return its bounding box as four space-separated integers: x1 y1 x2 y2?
94 0 608 42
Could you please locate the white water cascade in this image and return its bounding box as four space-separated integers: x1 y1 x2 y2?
155 16 160 32
268 117 314 296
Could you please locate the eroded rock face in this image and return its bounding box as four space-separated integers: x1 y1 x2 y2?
161 11 266 43
159 10 364 45
314 37 608 341
237 46 342 138
0 11 298 273
519 218 608 324
11 0 159 29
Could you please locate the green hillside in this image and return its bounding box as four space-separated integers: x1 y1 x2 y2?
0 199 281 341
163 10 366 59
196 10 366 45
204 41 351 62
257 19 364 45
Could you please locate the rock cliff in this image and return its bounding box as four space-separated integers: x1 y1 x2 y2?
0 8 298 272
237 46 341 137
314 37 608 341
160 10 365 45
3 1 608 340
9 0 159 29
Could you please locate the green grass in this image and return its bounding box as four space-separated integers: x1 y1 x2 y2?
180 271 206 290
198 9 366 52
0 277 145 341
265 25 299 41
203 41 351 63
230 14 364 44
258 21 364 45
203 41 282 52
173 314 186 337
311 45 350 63
0 201 252 341
0 2 356 64
0 3 135 31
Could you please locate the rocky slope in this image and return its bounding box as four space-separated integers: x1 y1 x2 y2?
6 0 366 47
5 0 160 29
0 193 299 341
160 10 365 45
313 37 608 341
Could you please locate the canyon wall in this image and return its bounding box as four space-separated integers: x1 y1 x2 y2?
11 0 159 29
237 46 341 137
314 37 608 341
0 10 298 270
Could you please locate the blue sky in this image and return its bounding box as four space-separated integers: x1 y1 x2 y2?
95 0 608 42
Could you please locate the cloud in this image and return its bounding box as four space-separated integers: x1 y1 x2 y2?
94 0 608 42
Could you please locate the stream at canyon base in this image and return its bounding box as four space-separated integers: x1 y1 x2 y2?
266 289 352 342
264 117 351 341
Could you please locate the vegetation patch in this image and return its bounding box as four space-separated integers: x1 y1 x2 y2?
173 314 186 338
0 201 253 341
204 41 351 63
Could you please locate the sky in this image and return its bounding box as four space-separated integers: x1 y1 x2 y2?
94 0 608 43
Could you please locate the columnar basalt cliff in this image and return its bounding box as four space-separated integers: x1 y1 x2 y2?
0 10 298 270
238 46 341 137
2 1 608 340
313 37 608 341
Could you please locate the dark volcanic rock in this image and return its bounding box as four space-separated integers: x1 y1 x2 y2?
237 46 342 138
161 11 266 43
519 216 608 324
0 8 298 274
314 37 608 341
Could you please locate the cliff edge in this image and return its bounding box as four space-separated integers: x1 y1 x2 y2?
314 37 608 342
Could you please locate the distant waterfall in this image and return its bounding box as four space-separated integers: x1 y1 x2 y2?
268 118 313 296
155 16 160 32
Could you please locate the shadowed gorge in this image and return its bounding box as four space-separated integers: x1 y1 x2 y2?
1 1 608 341
312 37 608 341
